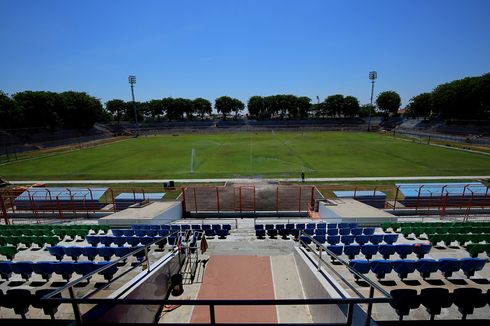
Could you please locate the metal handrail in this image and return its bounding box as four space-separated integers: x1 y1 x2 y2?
298 232 392 299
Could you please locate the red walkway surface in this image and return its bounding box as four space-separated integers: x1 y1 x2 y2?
191 255 277 324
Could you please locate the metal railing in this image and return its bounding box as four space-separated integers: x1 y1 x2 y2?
37 229 391 325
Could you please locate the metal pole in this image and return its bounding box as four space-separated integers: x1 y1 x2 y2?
69 287 83 325
130 83 139 135
368 80 374 131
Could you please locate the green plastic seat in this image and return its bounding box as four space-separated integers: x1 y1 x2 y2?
30 229 45 237
0 237 7 246
400 227 413 238
45 236 59 246
31 236 46 248
53 229 67 239
466 243 486 258
19 236 34 248
98 225 110 234
0 246 18 260
4 236 21 247
440 234 453 246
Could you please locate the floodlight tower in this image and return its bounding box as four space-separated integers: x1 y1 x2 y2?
368 71 377 131
128 75 139 136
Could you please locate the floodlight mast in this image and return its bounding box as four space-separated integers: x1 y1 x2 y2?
128 75 139 136
368 71 377 131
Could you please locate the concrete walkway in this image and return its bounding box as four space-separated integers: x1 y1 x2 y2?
9 175 490 184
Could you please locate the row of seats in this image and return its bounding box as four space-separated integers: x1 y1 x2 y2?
86 235 177 247
466 243 490 257
381 221 490 233
298 234 400 247
0 261 118 281
0 227 103 237
48 245 146 262
323 243 432 260
255 222 360 230
349 257 487 280
401 226 490 237
130 224 231 231
0 224 110 233
0 235 59 248
390 287 490 321
203 229 229 238
0 288 62 319
0 246 17 260
111 229 172 237
428 233 490 246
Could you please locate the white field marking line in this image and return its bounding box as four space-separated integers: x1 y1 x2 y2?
9 175 490 184
269 256 280 323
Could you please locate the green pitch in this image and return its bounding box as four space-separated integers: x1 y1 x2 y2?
1 131 490 180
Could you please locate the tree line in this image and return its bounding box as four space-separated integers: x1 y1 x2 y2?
405 72 490 120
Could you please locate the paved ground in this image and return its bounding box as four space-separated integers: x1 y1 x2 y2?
9 175 490 184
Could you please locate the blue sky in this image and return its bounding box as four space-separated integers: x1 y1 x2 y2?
1 0 490 107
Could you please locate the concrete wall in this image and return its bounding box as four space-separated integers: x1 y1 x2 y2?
318 202 342 222
293 248 346 323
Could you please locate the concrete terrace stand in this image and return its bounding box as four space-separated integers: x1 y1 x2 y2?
98 201 182 227
318 198 398 225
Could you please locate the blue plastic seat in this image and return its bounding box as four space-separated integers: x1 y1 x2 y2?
85 235 100 247
284 223 294 230
0 261 13 280
111 229 125 237
315 229 326 236
438 258 463 278
256 229 266 239
159 229 170 237
74 261 97 279
393 260 417 279
99 236 114 247
389 289 420 321
205 229 216 238
52 262 75 281
299 235 311 245
148 225 159 230
341 235 355 245
168 236 178 246
351 228 363 236
327 235 340 245
415 259 440 279
378 244 397 259
161 224 171 230
344 244 361 259
216 229 229 239
355 235 369 245
135 230 147 237
339 228 351 236
313 235 326 244
222 224 232 231
48 246 65 261
33 262 54 281
383 234 399 244
63 246 82 262
370 260 393 280
349 223 358 229
112 237 127 247
201 224 211 231
278 229 290 239
276 224 285 230
180 225 190 230
125 236 141 246
295 223 305 230
264 224 274 230
349 260 371 280
361 244 378 260
11 261 34 281
140 237 154 246
413 243 432 259
327 223 337 229
369 234 384 245
146 230 158 237
395 244 414 259
211 224 221 231
338 223 349 229
290 229 301 240
255 224 264 230
191 225 202 230
267 229 278 238
304 228 315 235
4 289 31 318
80 246 98 261
327 228 339 236
363 227 375 235
170 225 180 231
114 247 132 260
460 258 487 278
98 247 115 261
122 229 134 237
307 223 316 229
97 262 118 281
131 225 142 230
326 245 343 257
316 223 326 229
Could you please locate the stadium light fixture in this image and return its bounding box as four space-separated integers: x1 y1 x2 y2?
128 75 139 136
368 71 377 131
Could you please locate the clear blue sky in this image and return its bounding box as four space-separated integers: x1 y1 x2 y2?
1 0 490 108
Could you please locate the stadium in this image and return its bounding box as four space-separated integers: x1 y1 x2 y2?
2 1 490 326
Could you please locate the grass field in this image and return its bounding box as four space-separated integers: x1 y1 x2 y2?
1 131 490 180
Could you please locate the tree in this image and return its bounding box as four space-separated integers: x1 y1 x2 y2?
12 91 63 129
324 94 344 117
0 91 19 128
342 96 360 117
358 104 375 118
59 91 104 128
215 96 242 120
193 98 212 119
376 91 401 115
146 99 165 121
297 96 311 119
173 98 194 120
405 93 432 119
247 96 265 119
